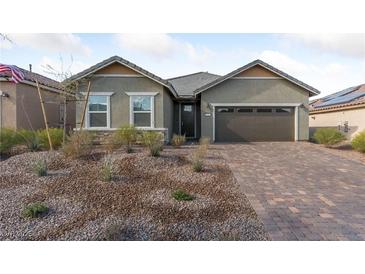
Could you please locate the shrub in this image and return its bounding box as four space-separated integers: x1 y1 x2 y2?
62 131 94 158
171 134 186 148
199 137 210 147
101 155 114 182
22 202 49 218
16 129 41 151
191 138 209 172
172 190 194 201
351 130 365 153
313 128 346 146
117 125 139 153
33 159 48 176
0 128 18 154
38 128 64 150
105 132 123 152
140 131 164 157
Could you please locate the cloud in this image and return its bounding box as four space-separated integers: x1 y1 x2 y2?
4 33 91 56
115 33 215 65
283 33 365 58
36 56 90 80
259 50 309 74
257 50 365 98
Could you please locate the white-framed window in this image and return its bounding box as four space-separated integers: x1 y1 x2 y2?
126 92 158 128
82 92 114 129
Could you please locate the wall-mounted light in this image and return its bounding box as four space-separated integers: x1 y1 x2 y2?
0 91 9 97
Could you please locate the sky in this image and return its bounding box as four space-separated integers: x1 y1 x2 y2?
1 33 364 98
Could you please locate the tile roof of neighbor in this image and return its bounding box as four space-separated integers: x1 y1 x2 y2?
0 66 62 90
194 59 321 97
168 72 221 96
67 55 178 97
310 84 365 112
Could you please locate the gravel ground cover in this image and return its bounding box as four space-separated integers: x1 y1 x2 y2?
0 145 268 240
304 142 365 165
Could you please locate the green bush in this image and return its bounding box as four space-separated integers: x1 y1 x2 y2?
351 130 365 153
101 155 113 182
0 128 18 154
140 131 164 157
22 202 49 218
63 131 94 158
38 128 64 149
33 159 48 176
313 128 346 146
117 125 139 153
171 134 186 148
16 129 41 151
172 190 194 201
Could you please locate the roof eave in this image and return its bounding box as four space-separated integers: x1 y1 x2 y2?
194 60 320 96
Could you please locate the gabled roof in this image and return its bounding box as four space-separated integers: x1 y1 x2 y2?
67 55 177 97
0 66 62 90
310 84 365 112
194 59 321 97
168 72 220 97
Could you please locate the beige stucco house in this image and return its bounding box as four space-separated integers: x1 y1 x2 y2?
69 56 320 142
0 68 75 131
309 84 365 139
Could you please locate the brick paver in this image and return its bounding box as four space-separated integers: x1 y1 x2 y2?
217 142 365 241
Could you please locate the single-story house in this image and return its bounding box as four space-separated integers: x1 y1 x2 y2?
309 84 365 139
0 66 76 131
69 55 320 142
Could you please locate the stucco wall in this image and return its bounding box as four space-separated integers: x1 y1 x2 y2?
1 82 75 131
0 82 17 129
163 87 174 140
200 79 310 141
309 107 365 139
15 83 75 131
76 76 173 135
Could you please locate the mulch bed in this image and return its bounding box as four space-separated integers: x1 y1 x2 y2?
0 146 268 240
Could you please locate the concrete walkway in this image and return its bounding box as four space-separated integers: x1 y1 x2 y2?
217 142 365 240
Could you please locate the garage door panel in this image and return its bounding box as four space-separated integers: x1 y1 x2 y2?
215 107 294 142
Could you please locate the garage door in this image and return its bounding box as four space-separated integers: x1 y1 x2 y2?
215 106 294 142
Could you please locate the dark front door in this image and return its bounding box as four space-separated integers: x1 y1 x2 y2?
181 103 195 138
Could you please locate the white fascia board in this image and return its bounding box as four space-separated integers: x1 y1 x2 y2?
125 92 159 96
81 92 115 96
210 103 302 107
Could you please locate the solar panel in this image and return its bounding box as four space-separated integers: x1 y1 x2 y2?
316 90 365 107
320 85 360 102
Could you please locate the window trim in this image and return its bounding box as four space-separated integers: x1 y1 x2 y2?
81 92 114 129
126 92 159 129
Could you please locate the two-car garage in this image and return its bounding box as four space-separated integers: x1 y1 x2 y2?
214 106 295 142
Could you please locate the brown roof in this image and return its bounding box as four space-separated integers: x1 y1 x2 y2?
0 66 62 90
310 84 365 113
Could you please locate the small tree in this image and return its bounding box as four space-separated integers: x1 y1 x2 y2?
117 125 139 153
42 56 79 144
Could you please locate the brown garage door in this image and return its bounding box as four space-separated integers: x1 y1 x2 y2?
215 107 294 142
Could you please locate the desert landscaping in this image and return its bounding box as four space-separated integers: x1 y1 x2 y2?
0 137 268 240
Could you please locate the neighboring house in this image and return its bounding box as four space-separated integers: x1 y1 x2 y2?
69 56 320 142
0 67 76 131
309 84 365 139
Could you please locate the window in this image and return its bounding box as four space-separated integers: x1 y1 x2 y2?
88 95 108 128
276 108 292 113
217 107 234 113
257 108 272 113
132 95 153 127
237 108 253 113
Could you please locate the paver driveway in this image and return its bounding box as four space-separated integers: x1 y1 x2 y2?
217 142 365 240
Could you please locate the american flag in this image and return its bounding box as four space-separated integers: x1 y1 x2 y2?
0 64 25 84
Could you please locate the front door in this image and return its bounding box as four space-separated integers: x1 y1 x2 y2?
181 103 195 138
